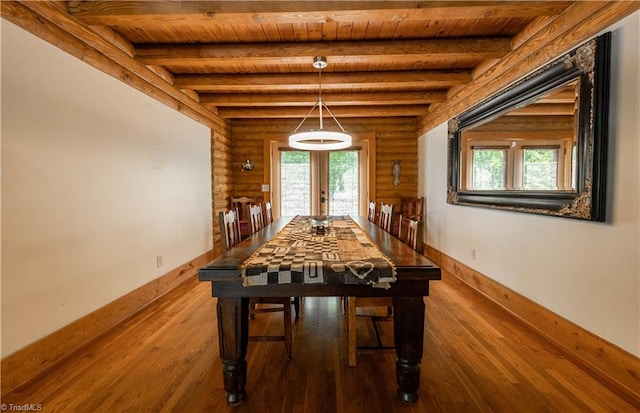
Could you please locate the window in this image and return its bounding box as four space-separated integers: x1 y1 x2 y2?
522 147 560 190
280 151 311 216
328 151 359 215
471 147 508 190
273 146 366 218
462 138 573 191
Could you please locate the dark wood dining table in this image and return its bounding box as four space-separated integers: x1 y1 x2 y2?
198 215 441 405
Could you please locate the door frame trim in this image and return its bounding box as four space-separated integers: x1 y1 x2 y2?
269 134 375 218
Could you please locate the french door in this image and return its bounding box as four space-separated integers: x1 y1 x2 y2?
272 145 367 218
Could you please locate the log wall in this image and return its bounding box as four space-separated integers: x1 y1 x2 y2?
229 117 418 211
211 124 233 252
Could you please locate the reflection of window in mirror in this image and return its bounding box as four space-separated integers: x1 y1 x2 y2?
462 138 573 191
522 146 560 190
470 146 508 190
460 78 579 192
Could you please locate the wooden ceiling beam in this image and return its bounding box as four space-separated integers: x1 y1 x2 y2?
175 70 472 92
135 38 511 67
418 1 640 133
199 91 448 107
536 89 577 103
507 104 576 116
67 1 573 26
216 105 430 119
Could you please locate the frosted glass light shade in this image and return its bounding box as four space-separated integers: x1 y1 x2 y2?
288 130 352 151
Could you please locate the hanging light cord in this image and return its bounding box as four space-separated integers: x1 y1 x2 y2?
291 66 348 134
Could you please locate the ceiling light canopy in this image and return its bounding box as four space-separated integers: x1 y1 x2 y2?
288 57 352 151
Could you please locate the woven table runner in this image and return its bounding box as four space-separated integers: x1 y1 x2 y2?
241 216 397 288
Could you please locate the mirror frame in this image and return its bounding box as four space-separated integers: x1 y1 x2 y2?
447 32 610 221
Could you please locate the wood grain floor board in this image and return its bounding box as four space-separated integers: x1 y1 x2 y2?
2 273 636 412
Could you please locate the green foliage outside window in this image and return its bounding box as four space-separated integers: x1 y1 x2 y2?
472 149 507 190
329 151 358 193
281 151 310 215
523 148 558 190
329 151 359 215
282 151 310 164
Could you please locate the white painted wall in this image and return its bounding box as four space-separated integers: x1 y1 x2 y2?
1 22 213 357
420 12 640 356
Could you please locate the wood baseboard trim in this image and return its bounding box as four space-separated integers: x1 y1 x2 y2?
424 244 640 407
1 250 214 396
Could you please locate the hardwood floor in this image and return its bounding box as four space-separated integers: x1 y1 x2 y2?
2 273 636 413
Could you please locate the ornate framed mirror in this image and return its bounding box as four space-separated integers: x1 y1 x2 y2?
447 33 611 221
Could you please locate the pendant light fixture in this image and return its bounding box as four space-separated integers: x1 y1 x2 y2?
288 56 352 151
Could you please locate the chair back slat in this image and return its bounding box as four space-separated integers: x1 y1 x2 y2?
398 216 422 253
219 209 242 252
249 204 265 233
367 201 377 222
378 203 394 232
264 201 273 225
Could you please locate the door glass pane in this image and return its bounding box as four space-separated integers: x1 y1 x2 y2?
523 147 559 190
328 151 359 215
472 148 507 190
280 151 311 215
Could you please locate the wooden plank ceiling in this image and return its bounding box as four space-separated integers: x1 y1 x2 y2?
5 1 639 131
60 0 573 122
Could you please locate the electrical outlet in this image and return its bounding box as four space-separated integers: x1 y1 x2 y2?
157 255 164 267
471 249 477 260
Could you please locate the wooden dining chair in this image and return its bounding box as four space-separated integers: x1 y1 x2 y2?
345 200 376 318
347 211 397 367
350 216 423 367
347 295 395 367
392 197 424 236
400 197 424 220
219 209 242 252
249 203 265 234
398 216 423 253
347 217 424 366
220 208 293 359
367 200 377 222
248 295 293 360
230 196 256 238
378 203 394 232
347 217 421 367
250 202 301 322
256 200 302 320
263 201 273 226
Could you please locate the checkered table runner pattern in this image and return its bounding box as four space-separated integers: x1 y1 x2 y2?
241 216 397 288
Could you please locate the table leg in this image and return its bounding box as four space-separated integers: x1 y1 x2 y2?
393 296 425 405
217 297 249 405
